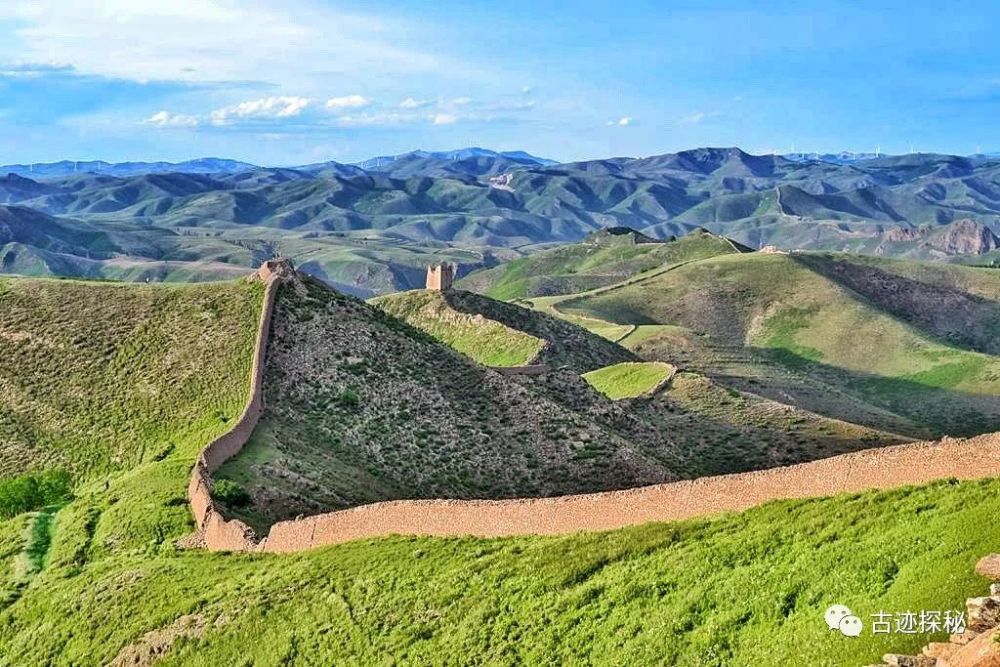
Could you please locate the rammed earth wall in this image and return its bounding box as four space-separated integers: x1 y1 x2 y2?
187 263 286 551
189 265 1000 554
258 433 1000 552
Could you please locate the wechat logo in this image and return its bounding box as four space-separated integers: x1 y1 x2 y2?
825 605 863 637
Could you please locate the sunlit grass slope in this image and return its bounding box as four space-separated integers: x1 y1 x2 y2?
458 228 748 301
371 289 544 367
0 276 263 479
583 362 673 399
0 478 998 666
0 275 263 557
561 252 1000 437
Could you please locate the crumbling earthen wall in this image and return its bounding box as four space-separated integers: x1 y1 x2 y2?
255 432 1000 553
189 260 1000 555
187 261 287 551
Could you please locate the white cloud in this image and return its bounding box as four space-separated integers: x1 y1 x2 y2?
325 94 369 110
450 97 473 106
431 113 458 125
334 111 421 127
145 110 198 127
399 97 432 109
607 116 633 126
677 112 706 126
210 96 312 125
0 1 448 85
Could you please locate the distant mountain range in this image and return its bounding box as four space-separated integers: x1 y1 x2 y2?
3 146 1000 292
0 148 556 180
0 157 258 179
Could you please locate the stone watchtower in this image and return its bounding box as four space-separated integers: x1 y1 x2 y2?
425 263 456 291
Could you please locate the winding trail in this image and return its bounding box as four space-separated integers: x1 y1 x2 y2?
188 262 1000 554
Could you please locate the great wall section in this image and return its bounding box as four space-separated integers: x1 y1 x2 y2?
187 262 1000 558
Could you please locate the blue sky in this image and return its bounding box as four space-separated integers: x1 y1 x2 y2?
0 0 998 165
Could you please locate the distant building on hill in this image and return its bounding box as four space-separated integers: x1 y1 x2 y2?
426 263 456 291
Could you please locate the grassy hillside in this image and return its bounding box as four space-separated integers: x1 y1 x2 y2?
583 362 674 399
0 269 990 666
2 477 1000 665
0 276 263 479
561 252 1000 438
0 275 262 604
373 288 637 372
215 277 677 530
458 228 748 301
370 289 545 367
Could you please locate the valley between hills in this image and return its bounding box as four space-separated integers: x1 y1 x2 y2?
2 151 1000 665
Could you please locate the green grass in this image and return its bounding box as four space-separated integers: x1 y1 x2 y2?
0 469 72 520
0 276 265 480
583 362 674 399
460 229 745 301
0 478 998 665
560 252 1000 437
0 275 263 555
372 289 544 367
0 272 996 665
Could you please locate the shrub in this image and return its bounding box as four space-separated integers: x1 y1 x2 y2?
211 479 251 508
0 469 73 519
338 388 361 408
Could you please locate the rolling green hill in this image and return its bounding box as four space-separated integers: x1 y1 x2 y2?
559 252 1000 438
456 227 751 300
372 287 637 372
6 148 1000 296
370 289 545 367
0 269 985 666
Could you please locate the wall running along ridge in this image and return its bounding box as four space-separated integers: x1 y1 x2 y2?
190 264 1000 554
187 260 289 550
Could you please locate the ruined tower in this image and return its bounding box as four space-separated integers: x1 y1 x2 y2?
425 263 456 291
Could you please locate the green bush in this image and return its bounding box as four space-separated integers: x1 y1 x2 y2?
211 479 251 508
338 388 361 408
0 469 73 519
